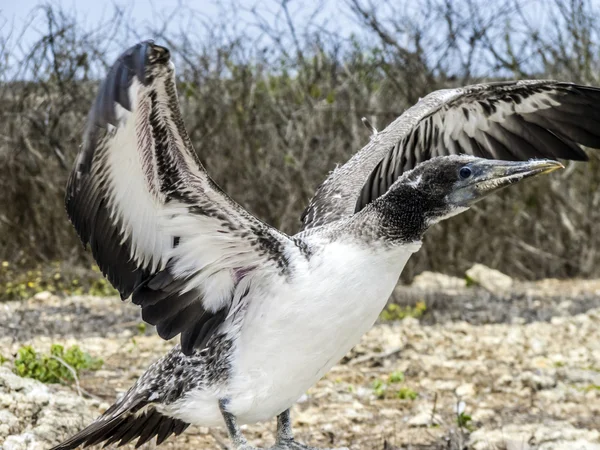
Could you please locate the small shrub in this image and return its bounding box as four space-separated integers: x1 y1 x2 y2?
388 371 405 383
457 411 473 430
380 301 427 321
0 261 117 301
396 387 418 400
372 374 418 400
13 344 103 383
465 274 476 287
373 379 386 399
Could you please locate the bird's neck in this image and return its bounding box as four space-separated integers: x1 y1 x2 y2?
329 185 434 246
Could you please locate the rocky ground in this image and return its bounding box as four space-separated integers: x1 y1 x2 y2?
1 269 600 450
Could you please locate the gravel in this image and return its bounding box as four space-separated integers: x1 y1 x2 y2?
1 273 600 449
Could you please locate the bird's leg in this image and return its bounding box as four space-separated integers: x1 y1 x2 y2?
275 408 294 442
219 399 258 450
271 409 348 450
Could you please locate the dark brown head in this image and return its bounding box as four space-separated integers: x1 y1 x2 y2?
367 155 563 243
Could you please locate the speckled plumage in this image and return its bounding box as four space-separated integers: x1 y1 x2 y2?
301 80 600 230
65 41 294 356
54 41 600 450
51 337 232 449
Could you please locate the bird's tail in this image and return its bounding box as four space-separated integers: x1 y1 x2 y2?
49 393 189 449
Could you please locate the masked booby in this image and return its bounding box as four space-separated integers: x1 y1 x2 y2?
52 41 600 450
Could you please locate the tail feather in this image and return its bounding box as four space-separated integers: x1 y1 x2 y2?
50 400 190 450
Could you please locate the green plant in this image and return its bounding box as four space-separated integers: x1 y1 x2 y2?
396 387 418 400
380 301 427 321
87 277 118 297
373 379 386 399
388 371 405 383
137 322 147 335
583 384 600 392
0 261 118 301
13 344 103 383
457 412 473 430
372 375 418 400
465 274 476 287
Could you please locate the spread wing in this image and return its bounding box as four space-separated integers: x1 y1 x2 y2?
66 41 295 355
301 80 600 230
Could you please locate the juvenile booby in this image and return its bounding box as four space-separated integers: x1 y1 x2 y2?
53 41 600 450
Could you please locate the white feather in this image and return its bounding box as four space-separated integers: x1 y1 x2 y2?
104 81 170 274
167 238 422 426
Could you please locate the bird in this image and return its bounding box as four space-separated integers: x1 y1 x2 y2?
52 40 600 450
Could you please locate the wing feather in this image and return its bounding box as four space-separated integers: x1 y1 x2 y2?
301 80 600 230
66 41 293 354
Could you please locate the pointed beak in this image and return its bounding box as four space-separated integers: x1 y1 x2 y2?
448 159 564 207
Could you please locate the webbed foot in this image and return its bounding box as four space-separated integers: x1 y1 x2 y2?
270 439 349 450
272 409 348 450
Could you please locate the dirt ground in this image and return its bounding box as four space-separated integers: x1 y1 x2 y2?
1 273 600 450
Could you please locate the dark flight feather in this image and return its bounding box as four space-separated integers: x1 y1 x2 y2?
301 81 600 229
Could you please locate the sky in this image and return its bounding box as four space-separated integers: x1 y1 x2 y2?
0 0 361 50
0 0 365 77
3 0 600 81
0 0 369 80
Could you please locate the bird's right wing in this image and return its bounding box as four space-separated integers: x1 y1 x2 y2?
301 80 600 230
66 42 298 355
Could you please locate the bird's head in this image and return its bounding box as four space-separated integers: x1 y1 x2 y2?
371 155 563 242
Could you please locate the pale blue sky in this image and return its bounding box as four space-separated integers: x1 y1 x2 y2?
2 0 600 80
0 0 366 79
0 0 361 49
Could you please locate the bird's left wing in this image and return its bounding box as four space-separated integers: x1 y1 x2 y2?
301 80 600 230
66 41 295 355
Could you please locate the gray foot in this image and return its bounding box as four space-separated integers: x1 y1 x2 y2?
272 409 348 450
271 439 349 450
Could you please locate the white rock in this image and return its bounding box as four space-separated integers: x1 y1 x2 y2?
31 291 59 303
470 422 600 450
561 369 600 385
471 408 495 422
0 367 96 449
466 263 513 294
506 441 534 450
455 383 476 398
406 402 441 427
400 317 420 328
519 371 556 390
407 411 441 427
496 374 514 387
411 271 465 291
3 433 45 450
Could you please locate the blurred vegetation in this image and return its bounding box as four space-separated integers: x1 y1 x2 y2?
0 261 117 301
2 0 600 289
11 344 103 384
457 411 474 431
380 301 427 321
373 371 418 400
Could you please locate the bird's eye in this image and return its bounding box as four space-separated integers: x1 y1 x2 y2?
459 167 472 179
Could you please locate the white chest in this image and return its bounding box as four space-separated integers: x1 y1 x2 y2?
226 239 419 423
